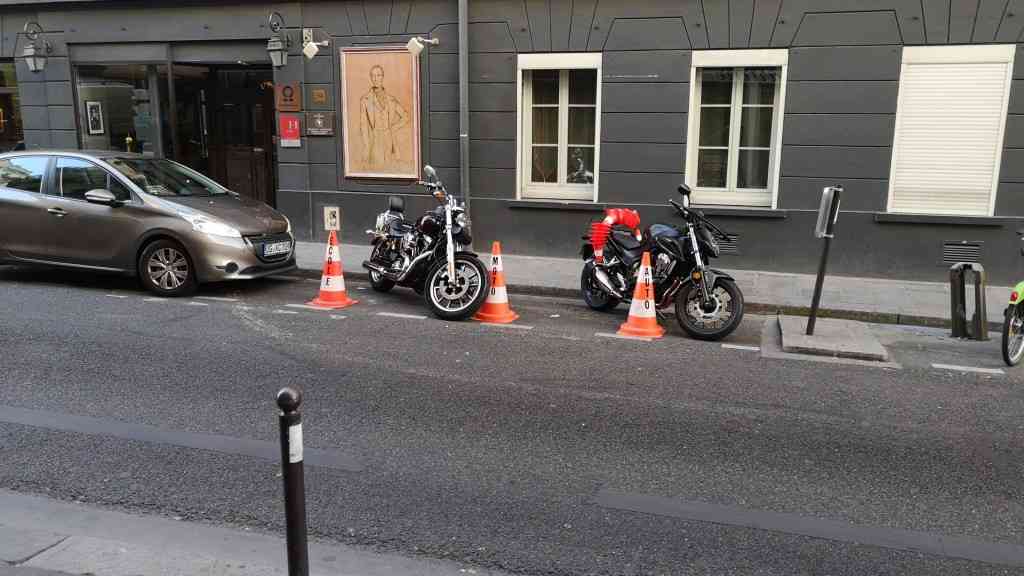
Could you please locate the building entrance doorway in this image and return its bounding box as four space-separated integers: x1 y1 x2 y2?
74 62 277 206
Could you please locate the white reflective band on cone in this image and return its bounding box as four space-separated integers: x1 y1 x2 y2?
486 285 509 303
325 245 341 261
490 255 504 272
321 275 346 292
628 265 657 318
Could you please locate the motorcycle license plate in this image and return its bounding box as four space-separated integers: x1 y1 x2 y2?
264 241 291 257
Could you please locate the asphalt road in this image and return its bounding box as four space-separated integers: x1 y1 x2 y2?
2 264 1024 575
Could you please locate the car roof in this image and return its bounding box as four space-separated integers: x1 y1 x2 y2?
0 150 147 161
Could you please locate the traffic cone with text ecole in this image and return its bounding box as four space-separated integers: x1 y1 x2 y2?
617 251 665 339
307 230 357 309
473 241 519 324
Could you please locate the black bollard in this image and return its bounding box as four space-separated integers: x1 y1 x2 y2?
277 387 309 576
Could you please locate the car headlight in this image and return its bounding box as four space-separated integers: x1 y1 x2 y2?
181 213 241 238
284 215 292 234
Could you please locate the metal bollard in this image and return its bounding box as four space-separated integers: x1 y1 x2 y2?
949 262 989 341
277 387 309 576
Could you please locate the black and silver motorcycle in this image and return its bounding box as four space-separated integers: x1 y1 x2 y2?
580 184 745 340
362 165 489 320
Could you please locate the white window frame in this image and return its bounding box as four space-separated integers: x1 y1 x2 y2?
886 44 1015 217
685 49 788 208
516 52 602 202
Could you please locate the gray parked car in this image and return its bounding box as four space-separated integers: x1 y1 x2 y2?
0 151 295 296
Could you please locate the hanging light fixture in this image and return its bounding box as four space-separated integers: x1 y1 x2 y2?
22 22 51 73
266 12 290 68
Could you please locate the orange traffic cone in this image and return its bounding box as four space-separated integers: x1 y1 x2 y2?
616 251 665 339
307 230 357 309
473 241 519 324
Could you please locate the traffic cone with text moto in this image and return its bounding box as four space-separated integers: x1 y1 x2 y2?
307 230 357 309
473 241 519 324
616 251 665 339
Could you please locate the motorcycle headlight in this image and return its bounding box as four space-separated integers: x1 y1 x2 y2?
181 213 241 238
455 212 467 228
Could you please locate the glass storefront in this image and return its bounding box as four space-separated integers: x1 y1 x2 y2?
74 64 170 155
0 62 24 152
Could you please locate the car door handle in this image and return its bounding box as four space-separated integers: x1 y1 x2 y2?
47 207 67 217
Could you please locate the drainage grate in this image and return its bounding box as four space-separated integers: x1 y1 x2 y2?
719 234 739 255
941 240 983 265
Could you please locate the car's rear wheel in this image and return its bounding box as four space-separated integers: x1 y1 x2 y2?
138 239 196 297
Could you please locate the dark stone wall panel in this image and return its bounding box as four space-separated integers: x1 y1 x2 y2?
430 112 459 140
470 83 516 112
779 177 889 211
603 83 688 113
391 0 413 34
471 168 517 199
468 22 516 52
471 0 532 51
750 0 783 47
783 114 896 147
525 0 551 52
1004 115 1024 149
471 111 516 140
950 0 982 43
730 0 755 48
792 11 902 46
602 113 687 144
569 0 598 51
277 190 312 242
702 0 728 49
364 1 392 34
471 53 516 83
781 146 892 180
430 83 458 111
1000 149 1024 182
604 18 689 51
973 0 1010 43
551 0 572 52
599 171 684 205
788 46 901 81
603 50 691 83
787 82 899 115
995 182 1024 216
922 0 951 43
602 142 683 173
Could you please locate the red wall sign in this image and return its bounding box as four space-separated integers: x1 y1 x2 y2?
279 114 301 148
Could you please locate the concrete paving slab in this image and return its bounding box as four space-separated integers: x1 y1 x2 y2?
0 567 77 576
778 315 890 362
0 526 67 564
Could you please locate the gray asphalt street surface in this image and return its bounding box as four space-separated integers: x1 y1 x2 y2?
2 264 1024 575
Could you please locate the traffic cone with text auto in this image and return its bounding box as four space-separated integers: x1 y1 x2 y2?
473 241 519 324
616 251 665 339
307 230 357 309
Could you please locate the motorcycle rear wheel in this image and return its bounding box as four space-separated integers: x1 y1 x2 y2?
581 262 620 311
368 242 396 292
675 279 744 341
424 254 490 320
1002 304 1024 366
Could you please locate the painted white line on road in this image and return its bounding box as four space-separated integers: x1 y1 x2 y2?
273 309 300 315
595 332 653 342
105 294 128 299
196 296 239 303
376 312 428 320
330 315 347 320
143 297 168 302
479 322 534 330
722 344 761 352
187 301 209 307
932 363 1004 375
268 275 303 282
285 303 335 312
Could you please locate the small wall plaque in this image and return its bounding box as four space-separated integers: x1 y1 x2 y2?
276 82 302 112
311 88 328 105
306 111 335 136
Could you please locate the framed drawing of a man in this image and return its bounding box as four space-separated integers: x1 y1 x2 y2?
340 46 420 179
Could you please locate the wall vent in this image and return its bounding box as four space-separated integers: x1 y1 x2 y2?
941 240 983 265
719 234 739 255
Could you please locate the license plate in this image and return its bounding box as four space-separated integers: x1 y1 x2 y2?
263 241 291 257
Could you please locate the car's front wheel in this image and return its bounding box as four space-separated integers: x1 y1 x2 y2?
138 239 197 297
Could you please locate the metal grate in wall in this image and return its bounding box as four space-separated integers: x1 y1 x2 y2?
941 240 983 265
719 235 739 255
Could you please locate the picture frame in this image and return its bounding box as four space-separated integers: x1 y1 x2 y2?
86 101 104 135
340 46 420 179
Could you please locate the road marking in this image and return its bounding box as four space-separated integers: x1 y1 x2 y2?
0 404 362 472
268 275 303 282
195 296 239 303
722 344 760 352
143 297 168 302
105 294 128 299
234 305 253 311
594 488 1024 568
479 322 534 330
273 309 299 315
187 301 209 307
595 332 653 342
285 303 335 312
330 315 347 320
932 363 1004 375
377 312 428 320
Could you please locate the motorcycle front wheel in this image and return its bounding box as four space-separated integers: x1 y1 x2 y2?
1002 304 1024 366
424 254 490 320
675 278 744 341
581 261 621 311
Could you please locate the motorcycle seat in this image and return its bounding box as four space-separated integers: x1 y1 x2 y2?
388 219 414 236
649 224 682 239
612 228 643 250
1017 228 1024 237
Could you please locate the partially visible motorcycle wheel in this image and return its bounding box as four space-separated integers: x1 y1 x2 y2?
424 254 490 320
1002 304 1024 366
368 242 396 293
675 279 744 341
581 261 620 311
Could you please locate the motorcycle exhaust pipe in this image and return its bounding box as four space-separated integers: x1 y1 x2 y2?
592 266 623 299
362 260 398 280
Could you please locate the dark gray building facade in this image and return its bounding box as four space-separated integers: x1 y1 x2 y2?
5 0 1024 283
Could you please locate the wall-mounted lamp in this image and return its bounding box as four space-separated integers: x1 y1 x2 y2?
22 22 52 73
266 12 291 68
302 28 330 60
406 36 439 56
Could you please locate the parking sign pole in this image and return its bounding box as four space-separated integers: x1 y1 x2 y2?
807 186 842 336
806 235 832 336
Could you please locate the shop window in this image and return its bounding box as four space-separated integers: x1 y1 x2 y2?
888 45 1014 216
0 62 24 152
74 64 170 156
685 50 788 208
518 53 601 201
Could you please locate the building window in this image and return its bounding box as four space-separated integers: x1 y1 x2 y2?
74 64 170 156
0 62 23 152
888 45 1015 216
517 53 601 201
686 50 788 208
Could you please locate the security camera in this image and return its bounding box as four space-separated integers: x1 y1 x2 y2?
406 36 439 56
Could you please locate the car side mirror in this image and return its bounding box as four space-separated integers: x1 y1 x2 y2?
84 189 120 206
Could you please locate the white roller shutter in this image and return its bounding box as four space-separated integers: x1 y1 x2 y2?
888 45 1015 216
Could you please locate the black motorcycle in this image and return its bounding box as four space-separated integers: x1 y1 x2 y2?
580 184 745 340
362 165 490 320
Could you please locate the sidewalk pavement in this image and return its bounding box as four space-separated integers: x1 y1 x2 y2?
0 489 511 576
295 242 1011 325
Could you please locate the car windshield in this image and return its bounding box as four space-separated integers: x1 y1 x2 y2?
106 157 229 197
